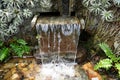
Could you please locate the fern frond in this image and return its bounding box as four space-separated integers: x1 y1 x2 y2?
94 58 112 70
115 63 120 76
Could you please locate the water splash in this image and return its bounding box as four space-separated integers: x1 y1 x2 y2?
39 63 75 80
35 57 77 80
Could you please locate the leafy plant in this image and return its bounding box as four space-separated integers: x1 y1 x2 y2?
0 0 40 40
89 3 103 15
82 0 120 21
0 40 9 61
40 0 52 9
0 38 30 62
10 38 30 57
94 43 120 76
0 0 54 40
0 48 9 61
94 58 112 70
101 10 113 21
113 0 120 7
0 40 4 47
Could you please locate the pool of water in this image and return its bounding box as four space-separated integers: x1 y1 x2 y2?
0 58 89 80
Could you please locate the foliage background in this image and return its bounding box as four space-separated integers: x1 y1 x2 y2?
76 0 120 56
0 0 120 55
0 0 54 40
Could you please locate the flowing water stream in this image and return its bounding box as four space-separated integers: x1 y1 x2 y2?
36 23 80 63
35 18 85 80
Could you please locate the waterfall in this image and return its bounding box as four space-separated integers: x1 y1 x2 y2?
36 23 80 63
34 17 82 80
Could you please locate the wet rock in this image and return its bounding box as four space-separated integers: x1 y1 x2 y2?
28 63 34 71
4 71 12 80
0 75 3 80
34 65 41 73
4 69 9 73
0 58 92 80
17 63 28 70
75 65 89 80
11 67 17 75
62 53 77 61
0 58 36 80
24 77 36 80
22 68 29 72
11 73 21 80
82 62 102 80
21 67 30 77
76 47 87 63
20 62 28 68
19 63 28 68
21 66 35 78
0 70 4 79
29 77 35 80
3 63 15 69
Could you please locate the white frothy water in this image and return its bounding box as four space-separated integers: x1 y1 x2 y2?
36 62 76 80
37 24 80 36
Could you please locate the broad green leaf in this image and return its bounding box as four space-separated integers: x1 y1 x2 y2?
98 43 117 62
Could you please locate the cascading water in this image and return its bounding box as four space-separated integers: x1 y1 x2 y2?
35 22 80 63
33 17 88 80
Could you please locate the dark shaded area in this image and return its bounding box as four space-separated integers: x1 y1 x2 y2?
79 29 91 41
71 12 75 16
39 12 60 16
77 29 92 64
61 0 70 16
